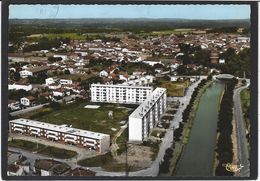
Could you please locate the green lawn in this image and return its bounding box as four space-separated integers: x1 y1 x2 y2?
21 101 132 137
8 139 45 151
8 139 77 159
38 146 77 159
157 79 190 97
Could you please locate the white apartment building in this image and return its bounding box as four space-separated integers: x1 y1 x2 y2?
128 88 167 141
91 84 153 104
9 119 110 153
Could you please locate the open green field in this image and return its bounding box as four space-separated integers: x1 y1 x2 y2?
151 29 196 35
157 79 190 97
27 33 87 40
8 139 77 159
20 101 133 137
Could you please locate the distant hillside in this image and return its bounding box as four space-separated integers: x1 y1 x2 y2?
9 18 250 30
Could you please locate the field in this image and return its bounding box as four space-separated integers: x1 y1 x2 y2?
27 33 87 40
8 139 77 159
151 29 196 35
20 101 134 137
156 79 190 97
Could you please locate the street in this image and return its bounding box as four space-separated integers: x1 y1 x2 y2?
233 81 250 177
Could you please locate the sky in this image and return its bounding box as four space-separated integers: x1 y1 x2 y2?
9 4 250 20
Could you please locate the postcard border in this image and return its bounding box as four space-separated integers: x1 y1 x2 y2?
1 1 258 180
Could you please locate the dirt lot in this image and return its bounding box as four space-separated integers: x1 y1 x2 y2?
115 144 153 170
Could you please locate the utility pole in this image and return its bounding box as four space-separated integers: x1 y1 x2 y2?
125 141 128 177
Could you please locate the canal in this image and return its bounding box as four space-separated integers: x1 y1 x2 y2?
174 81 225 176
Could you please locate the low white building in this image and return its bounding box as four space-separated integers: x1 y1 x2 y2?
91 84 153 104
143 60 163 66
20 96 36 107
54 54 67 61
60 79 73 85
10 119 110 153
53 89 70 97
128 88 167 141
99 70 109 77
219 59 225 64
19 70 33 78
8 100 20 111
45 78 57 85
8 83 32 91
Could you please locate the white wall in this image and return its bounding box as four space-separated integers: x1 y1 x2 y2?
128 117 143 141
20 98 30 106
8 84 32 91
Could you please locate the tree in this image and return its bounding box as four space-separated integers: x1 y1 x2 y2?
64 69 70 75
13 71 21 81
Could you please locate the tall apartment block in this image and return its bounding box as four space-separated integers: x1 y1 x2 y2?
90 84 153 104
9 119 110 153
128 88 167 141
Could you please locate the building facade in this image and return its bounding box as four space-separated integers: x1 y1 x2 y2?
90 84 153 104
9 119 110 153
8 83 32 91
128 88 167 141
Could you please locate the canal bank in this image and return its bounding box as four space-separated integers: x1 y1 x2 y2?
164 79 214 176
173 81 225 177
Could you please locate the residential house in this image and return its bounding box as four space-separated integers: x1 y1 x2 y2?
7 162 30 176
8 83 33 91
99 70 109 77
20 66 49 78
8 100 20 111
34 159 70 176
20 96 36 107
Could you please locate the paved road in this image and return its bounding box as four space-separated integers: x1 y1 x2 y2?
10 103 49 116
10 95 82 116
233 81 250 177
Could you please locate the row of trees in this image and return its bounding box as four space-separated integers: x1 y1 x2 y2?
174 75 212 142
178 43 211 66
159 148 174 174
216 48 250 78
23 38 61 52
215 78 238 176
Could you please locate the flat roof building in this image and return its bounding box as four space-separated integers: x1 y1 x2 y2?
91 84 153 104
9 119 110 153
128 87 167 141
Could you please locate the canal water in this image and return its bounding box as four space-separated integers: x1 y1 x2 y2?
174 81 225 176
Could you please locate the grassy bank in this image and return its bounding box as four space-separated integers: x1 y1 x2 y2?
240 88 250 145
8 139 77 159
